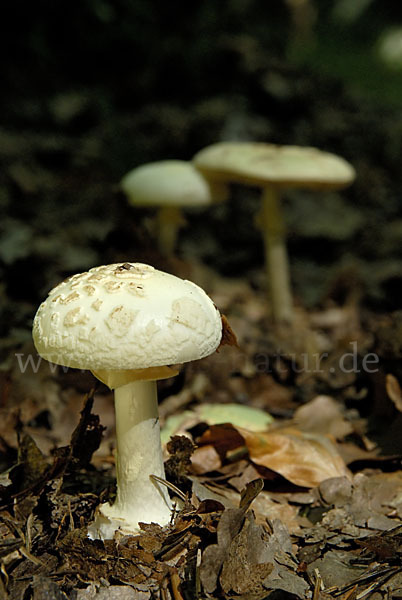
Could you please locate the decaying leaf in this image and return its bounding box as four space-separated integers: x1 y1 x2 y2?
218 314 239 349
191 444 222 475
240 478 264 511
294 395 353 439
219 514 309 600
238 426 349 488
58 528 166 585
161 402 273 445
61 390 105 470
200 507 246 594
318 472 402 532
220 514 274 599
386 373 402 412
32 576 70 600
76 584 150 599
14 429 49 489
164 434 195 485
195 423 246 463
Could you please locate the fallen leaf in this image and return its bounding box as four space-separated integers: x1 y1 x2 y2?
32 576 69 600
238 426 349 488
76 584 149 599
294 395 353 439
218 314 239 349
161 402 273 446
199 508 246 593
196 424 245 462
220 515 274 599
240 478 264 511
220 515 308 600
199 403 274 430
191 444 222 474
165 435 195 482
251 492 302 533
386 373 402 412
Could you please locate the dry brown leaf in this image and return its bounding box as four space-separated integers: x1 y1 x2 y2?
219 515 308 599
239 478 264 511
385 373 402 412
237 426 349 488
219 517 274 599
294 395 353 439
218 314 239 349
191 445 222 475
200 508 246 594
196 424 246 461
251 492 302 534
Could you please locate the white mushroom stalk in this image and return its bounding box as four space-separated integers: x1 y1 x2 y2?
32 262 223 539
88 379 172 540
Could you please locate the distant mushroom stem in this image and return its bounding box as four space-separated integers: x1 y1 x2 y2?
259 187 293 323
156 205 186 256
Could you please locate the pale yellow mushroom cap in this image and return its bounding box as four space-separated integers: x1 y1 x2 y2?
32 262 222 371
121 160 216 208
193 142 356 190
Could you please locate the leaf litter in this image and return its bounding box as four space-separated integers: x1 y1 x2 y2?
2 280 402 599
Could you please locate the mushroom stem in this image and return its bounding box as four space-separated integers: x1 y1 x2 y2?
88 379 172 539
156 205 186 256
260 187 293 323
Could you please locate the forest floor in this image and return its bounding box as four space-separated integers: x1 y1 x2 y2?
1 266 402 600
2 16 402 597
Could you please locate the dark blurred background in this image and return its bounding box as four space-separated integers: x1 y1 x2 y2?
1 0 402 354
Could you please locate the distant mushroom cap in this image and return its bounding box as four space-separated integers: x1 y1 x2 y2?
193 142 356 190
121 160 213 208
33 262 222 370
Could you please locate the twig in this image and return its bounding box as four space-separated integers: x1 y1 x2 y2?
149 474 187 502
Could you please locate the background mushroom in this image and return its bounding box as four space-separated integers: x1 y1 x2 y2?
32 262 223 539
193 141 356 323
121 160 227 257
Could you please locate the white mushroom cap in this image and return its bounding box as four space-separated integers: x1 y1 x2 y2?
121 160 214 208
193 142 356 190
33 262 222 370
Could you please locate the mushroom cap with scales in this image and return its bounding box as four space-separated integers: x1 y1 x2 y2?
32 262 222 372
121 160 214 208
193 141 356 190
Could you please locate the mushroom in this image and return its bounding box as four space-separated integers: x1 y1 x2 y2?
193 142 356 323
32 262 223 539
121 160 227 256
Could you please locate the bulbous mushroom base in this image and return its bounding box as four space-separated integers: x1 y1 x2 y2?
87 498 173 540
